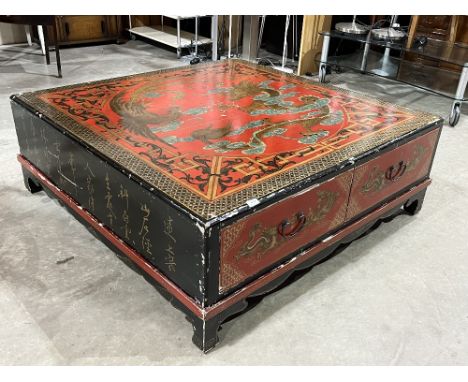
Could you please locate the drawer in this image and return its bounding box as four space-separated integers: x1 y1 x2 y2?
219 170 354 293
346 128 440 221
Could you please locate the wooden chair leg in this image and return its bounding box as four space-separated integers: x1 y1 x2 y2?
42 25 51 65
24 25 32 46
37 25 46 55
53 24 62 78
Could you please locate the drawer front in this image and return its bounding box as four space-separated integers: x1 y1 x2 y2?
219 170 353 293
346 128 440 220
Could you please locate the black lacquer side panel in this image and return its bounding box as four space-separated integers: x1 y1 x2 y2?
12 101 206 303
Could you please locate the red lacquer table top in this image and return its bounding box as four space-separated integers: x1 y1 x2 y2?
17 60 439 220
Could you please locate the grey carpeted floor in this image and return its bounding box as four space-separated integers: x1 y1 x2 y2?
0 40 467 365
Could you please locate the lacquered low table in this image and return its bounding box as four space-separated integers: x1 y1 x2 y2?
11 60 443 352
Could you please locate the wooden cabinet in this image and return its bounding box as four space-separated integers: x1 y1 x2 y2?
404 15 468 71
409 16 454 42
41 16 122 46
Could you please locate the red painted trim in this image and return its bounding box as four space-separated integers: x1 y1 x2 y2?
18 154 431 322
18 154 206 319
204 178 431 319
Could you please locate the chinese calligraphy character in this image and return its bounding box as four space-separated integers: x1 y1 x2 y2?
138 203 152 255
105 173 116 227
84 162 95 213
163 215 176 272
117 185 131 240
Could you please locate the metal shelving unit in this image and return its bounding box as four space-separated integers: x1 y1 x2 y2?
128 15 218 60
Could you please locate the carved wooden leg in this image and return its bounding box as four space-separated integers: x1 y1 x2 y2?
191 316 221 353
404 188 427 215
22 169 43 194
190 298 250 352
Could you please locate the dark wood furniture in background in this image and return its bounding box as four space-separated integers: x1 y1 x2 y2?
407 16 460 44
1 15 125 78
44 16 122 46
0 15 61 78
405 16 468 71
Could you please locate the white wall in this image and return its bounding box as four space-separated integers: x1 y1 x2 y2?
0 22 27 45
